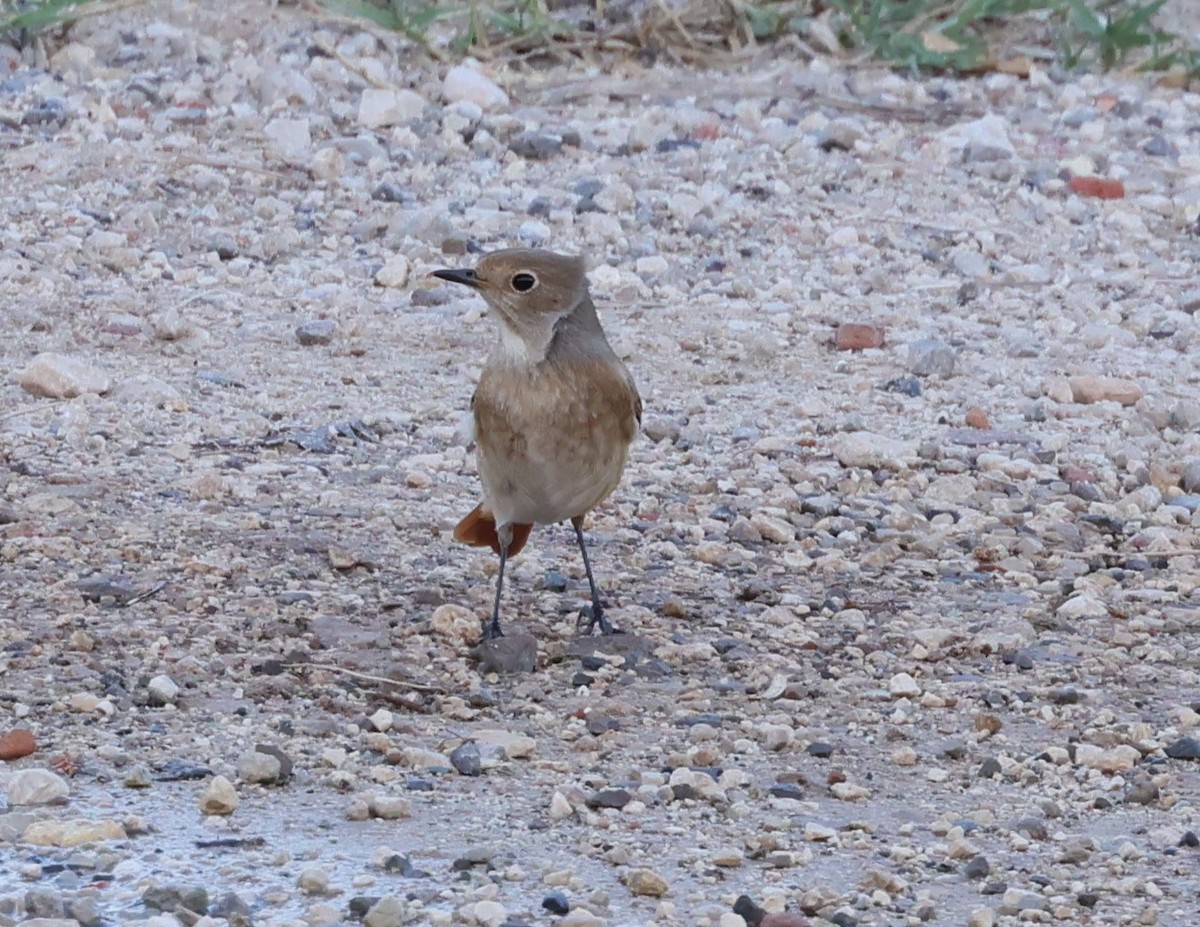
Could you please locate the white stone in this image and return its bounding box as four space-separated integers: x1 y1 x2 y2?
364 896 408 927
147 674 180 705
375 254 411 288
18 353 111 398
199 775 239 815
358 88 426 128
832 432 919 470
369 708 394 732
473 900 507 927
264 116 311 157
889 672 922 698
442 62 509 110
473 730 536 758
111 374 182 406
1074 743 1141 773
298 866 330 895
939 113 1014 161
4 769 70 805
750 514 795 544
1056 595 1107 619
550 791 573 820
236 751 281 784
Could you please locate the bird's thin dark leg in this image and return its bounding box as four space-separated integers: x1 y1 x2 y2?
485 525 512 640
572 515 618 635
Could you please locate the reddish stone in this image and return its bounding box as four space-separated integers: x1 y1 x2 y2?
835 323 885 351
760 914 811 927
965 407 990 429
0 728 36 761
1069 176 1125 200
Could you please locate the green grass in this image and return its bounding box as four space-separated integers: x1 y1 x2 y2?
830 0 1200 75
4 0 1199 79
1 0 108 35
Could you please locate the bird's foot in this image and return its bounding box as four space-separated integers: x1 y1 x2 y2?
577 602 620 636
480 620 504 641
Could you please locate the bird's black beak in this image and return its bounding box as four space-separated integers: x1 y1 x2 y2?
430 268 481 289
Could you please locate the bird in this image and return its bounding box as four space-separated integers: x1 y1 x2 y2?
430 248 641 641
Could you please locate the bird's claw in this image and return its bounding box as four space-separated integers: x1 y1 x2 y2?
577 603 619 636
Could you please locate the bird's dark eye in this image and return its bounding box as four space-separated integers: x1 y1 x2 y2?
511 272 538 292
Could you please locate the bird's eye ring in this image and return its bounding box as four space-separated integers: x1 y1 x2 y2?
511 272 538 292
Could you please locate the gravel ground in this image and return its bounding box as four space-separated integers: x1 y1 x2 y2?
3 3 1200 927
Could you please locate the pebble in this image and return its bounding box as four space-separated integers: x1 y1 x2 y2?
907 339 956 378
626 868 669 897
236 749 282 784
142 883 209 914
473 900 507 927
965 407 989 429
831 432 918 469
22 818 126 846
588 788 631 809
1165 736 1200 760
5 768 69 805
750 513 795 544
1074 743 1141 772
1069 375 1143 405
550 791 573 819
18 353 111 398
431 603 482 644
358 87 425 128
199 775 239 815
941 113 1014 162
450 743 483 776
297 867 331 895
370 795 413 820
999 889 1050 915
442 61 509 109
295 319 337 346
542 892 570 915
375 254 411 288
834 323 884 351
0 728 36 761
509 131 562 160
147 674 180 706
263 115 311 157
888 672 922 698
475 634 537 674
473 729 536 759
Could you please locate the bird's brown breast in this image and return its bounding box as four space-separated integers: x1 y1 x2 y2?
472 355 640 525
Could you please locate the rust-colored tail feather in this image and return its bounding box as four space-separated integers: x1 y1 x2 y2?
453 504 531 557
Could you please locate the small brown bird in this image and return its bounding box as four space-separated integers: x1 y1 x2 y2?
432 248 641 640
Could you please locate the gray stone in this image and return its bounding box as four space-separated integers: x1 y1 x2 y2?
908 339 957 378
296 319 337 346
475 633 537 674
142 883 209 914
509 131 562 160
66 895 103 927
23 888 64 919
364 895 408 927
450 743 483 777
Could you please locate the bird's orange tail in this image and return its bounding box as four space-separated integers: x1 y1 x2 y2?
453 504 532 557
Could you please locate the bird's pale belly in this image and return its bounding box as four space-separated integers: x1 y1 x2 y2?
477 435 628 527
